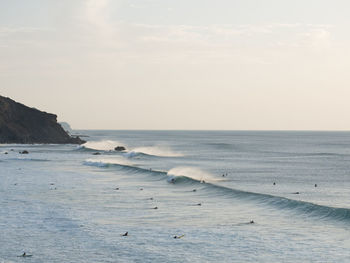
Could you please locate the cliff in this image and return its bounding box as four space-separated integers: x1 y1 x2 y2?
0 96 85 144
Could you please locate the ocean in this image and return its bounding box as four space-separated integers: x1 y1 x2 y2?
1 130 350 262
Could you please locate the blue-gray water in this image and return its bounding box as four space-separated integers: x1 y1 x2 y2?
1 131 350 262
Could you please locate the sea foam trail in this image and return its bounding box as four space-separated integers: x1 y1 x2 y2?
82 159 350 223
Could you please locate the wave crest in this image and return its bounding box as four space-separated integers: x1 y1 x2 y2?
130 146 183 157
167 167 216 183
80 140 126 151
82 159 350 222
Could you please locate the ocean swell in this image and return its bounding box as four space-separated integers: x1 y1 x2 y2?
82 159 350 222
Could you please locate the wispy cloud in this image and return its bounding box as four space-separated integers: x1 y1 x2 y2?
0 26 49 37
131 23 333 49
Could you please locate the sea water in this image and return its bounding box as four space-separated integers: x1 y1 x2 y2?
0 131 350 262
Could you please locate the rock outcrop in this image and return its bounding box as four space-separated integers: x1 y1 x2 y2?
0 95 85 144
114 146 126 151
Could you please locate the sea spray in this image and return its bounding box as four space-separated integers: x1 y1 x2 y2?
84 157 133 167
81 140 126 151
167 167 216 183
130 146 183 157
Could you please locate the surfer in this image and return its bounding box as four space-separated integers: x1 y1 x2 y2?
315 184 317 187
273 182 276 185
174 234 185 239
122 232 128 236
250 220 254 224
153 206 158 209
18 252 32 257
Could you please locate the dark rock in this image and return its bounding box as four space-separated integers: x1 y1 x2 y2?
0 96 85 144
114 146 126 151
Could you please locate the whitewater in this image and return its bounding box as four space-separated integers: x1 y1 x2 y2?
1 130 350 262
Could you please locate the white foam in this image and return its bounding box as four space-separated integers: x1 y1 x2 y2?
84 157 133 167
81 140 126 151
130 146 183 157
167 167 216 182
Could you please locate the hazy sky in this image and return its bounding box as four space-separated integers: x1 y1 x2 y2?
1 0 350 130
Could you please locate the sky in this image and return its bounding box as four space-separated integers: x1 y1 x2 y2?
1 0 350 130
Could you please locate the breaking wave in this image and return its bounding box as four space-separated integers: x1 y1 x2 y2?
79 140 126 151
83 159 350 223
127 146 183 158
77 141 182 158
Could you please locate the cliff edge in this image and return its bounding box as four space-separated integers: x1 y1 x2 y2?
0 96 85 144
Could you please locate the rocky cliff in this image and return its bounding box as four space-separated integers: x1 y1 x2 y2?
0 96 85 144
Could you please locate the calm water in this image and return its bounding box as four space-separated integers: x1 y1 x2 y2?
1 131 350 262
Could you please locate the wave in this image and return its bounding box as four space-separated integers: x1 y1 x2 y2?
127 146 184 158
206 184 350 222
6 157 50 162
83 158 134 168
83 159 167 177
79 140 126 151
77 141 183 159
122 151 156 159
167 167 217 183
83 159 215 183
258 150 348 158
82 159 350 222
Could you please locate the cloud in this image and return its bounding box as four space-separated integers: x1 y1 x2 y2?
131 23 333 49
83 0 116 37
302 29 331 50
0 26 48 37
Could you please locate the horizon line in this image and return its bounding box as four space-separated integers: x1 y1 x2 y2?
72 129 350 132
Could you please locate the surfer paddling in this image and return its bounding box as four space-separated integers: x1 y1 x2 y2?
174 234 185 239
